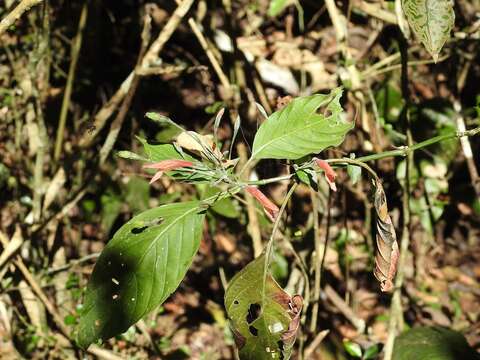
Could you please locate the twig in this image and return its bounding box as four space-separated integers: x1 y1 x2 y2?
54 2 88 161
324 284 365 332
454 101 480 197
309 189 322 332
0 226 23 280
303 329 330 359
188 18 231 91
45 253 99 275
353 0 397 24
0 0 43 35
98 10 151 165
79 0 195 148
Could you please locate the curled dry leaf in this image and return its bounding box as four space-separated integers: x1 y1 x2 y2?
373 181 399 292
143 159 194 184
176 131 223 160
314 158 337 192
245 186 280 222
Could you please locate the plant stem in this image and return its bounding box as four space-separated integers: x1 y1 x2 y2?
265 183 298 263
262 183 298 305
245 174 293 186
327 157 380 181
242 127 480 189
355 127 480 163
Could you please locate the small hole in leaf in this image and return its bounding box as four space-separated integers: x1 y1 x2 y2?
249 325 258 336
131 226 148 234
278 341 286 360
234 300 239 305
246 303 261 324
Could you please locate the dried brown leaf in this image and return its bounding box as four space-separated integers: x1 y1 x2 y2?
373 181 399 292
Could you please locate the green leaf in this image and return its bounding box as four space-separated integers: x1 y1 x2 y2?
402 0 455 62
343 340 362 358
116 150 147 161
364 344 380 359
137 137 195 162
347 164 362 185
225 254 302 360
204 186 240 219
100 192 122 234
124 177 150 214
268 0 291 17
251 88 352 160
77 201 205 348
393 326 480 360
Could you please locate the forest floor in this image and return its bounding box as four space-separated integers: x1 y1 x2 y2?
1 0 480 359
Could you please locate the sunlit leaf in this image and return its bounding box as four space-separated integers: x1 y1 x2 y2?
225 254 302 360
343 340 362 358
251 88 352 160
77 202 205 348
268 0 292 17
402 0 455 62
393 327 480 360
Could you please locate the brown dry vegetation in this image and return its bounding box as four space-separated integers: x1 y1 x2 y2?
1 0 480 359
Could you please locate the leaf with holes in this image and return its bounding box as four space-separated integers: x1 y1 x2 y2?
251 88 352 160
76 201 205 348
402 0 455 62
225 254 302 360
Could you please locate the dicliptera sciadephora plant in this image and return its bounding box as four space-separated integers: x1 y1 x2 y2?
75 87 479 358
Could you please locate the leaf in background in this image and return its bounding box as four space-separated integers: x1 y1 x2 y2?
124 177 150 213
343 340 363 358
225 254 302 360
393 326 480 360
100 192 122 234
295 167 318 191
268 0 292 17
204 186 240 219
347 164 362 185
401 0 455 62
373 181 399 292
77 202 205 348
137 137 195 162
251 88 352 160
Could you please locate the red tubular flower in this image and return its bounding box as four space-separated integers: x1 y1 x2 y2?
143 159 194 184
314 158 337 192
245 186 279 222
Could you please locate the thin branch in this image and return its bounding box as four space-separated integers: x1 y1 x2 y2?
54 2 88 161
79 0 195 148
309 188 323 332
0 0 43 35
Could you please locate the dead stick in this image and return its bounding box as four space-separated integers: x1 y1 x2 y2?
0 0 43 35
188 18 231 90
80 0 195 147
54 2 88 161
